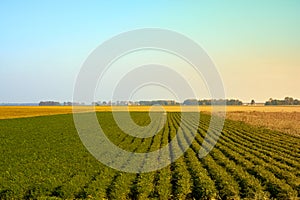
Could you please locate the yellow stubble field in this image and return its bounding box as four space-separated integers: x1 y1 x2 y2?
1 105 299 135
1 105 300 119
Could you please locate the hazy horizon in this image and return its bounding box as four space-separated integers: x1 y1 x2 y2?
1 1 299 103
1 97 298 105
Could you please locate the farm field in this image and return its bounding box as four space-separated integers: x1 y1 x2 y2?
1 105 299 136
0 112 299 199
226 111 300 136
1 105 300 119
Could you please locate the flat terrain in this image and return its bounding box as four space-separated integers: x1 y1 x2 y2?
0 112 299 199
226 111 300 136
1 105 300 119
1 105 299 135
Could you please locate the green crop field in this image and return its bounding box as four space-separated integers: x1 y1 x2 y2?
0 112 299 200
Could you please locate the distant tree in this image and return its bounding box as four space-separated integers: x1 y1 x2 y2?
251 99 255 105
284 97 294 105
265 97 299 105
39 101 61 106
139 100 178 106
183 99 199 105
225 99 243 105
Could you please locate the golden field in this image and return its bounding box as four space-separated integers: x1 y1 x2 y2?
1 105 300 119
225 110 300 136
0 105 299 135
0 105 196 119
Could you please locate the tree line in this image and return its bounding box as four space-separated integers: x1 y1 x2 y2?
39 101 84 106
38 97 300 106
265 97 300 105
183 99 243 105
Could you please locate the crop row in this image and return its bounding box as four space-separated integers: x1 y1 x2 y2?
0 112 299 199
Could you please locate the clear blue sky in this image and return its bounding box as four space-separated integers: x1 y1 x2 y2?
1 0 299 103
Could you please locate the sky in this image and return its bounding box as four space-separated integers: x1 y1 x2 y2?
0 0 299 103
